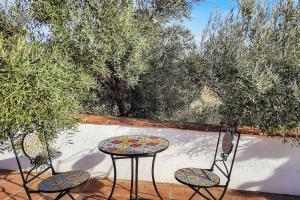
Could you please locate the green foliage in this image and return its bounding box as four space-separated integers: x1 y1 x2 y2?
0 4 91 150
134 0 204 22
201 0 300 136
28 0 204 118
181 87 222 123
30 0 149 116
131 25 203 120
3 0 298 145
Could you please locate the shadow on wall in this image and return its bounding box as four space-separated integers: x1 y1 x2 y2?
0 157 31 170
112 125 218 159
116 125 300 195
166 131 217 159
72 152 106 171
53 147 106 172
236 136 300 195
108 125 224 169
0 151 62 170
70 150 113 179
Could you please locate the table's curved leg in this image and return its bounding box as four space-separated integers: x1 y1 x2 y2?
108 155 117 200
130 157 134 199
135 157 139 200
152 154 163 200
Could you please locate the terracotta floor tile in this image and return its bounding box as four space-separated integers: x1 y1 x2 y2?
0 179 23 194
7 191 45 200
141 183 171 200
0 170 300 200
75 193 107 200
172 185 192 199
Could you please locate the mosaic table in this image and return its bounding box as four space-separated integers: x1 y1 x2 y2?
98 135 169 200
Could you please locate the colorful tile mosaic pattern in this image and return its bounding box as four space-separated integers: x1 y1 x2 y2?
98 135 169 156
175 168 220 187
222 132 234 155
38 171 90 192
22 133 44 158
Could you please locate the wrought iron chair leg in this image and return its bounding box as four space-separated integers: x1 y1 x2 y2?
135 157 139 200
188 186 210 200
188 190 198 200
25 189 32 200
68 192 76 200
55 191 68 200
151 154 163 200
108 155 117 200
130 157 134 199
219 185 228 200
204 188 217 200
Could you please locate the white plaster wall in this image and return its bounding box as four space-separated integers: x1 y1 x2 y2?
1 123 300 196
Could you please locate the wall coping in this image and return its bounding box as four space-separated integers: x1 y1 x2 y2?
76 114 273 136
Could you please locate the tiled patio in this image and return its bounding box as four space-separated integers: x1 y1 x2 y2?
0 170 299 200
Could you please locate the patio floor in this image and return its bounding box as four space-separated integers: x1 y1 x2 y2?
0 170 299 200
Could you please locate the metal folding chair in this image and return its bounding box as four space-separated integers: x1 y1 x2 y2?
9 132 90 200
174 122 241 200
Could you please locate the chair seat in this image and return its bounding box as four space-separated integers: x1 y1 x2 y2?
175 168 220 187
38 170 90 192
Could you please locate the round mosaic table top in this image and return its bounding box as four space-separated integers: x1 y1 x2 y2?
98 135 169 156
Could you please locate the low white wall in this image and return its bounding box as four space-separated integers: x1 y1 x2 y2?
1 123 300 196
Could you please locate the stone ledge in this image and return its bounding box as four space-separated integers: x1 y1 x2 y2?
76 114 270 136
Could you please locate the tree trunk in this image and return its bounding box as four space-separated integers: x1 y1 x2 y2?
115 97 128 117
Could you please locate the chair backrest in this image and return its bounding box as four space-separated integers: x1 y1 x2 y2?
9 132 55 186
211 122 240 183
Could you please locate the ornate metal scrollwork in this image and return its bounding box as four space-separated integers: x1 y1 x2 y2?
221 152 229 161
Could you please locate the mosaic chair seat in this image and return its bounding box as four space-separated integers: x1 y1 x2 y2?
38 171 90 192
174 123 241 200
10 132 90 200
175 168 220 187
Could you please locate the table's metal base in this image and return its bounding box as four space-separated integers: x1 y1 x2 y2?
108 154 163 200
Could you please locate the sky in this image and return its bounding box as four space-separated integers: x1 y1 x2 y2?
183 0 235 41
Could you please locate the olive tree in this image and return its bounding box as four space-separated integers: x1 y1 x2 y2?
0 4 91 150
129 24 204 120
28 0 204 117
201 0 300 140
